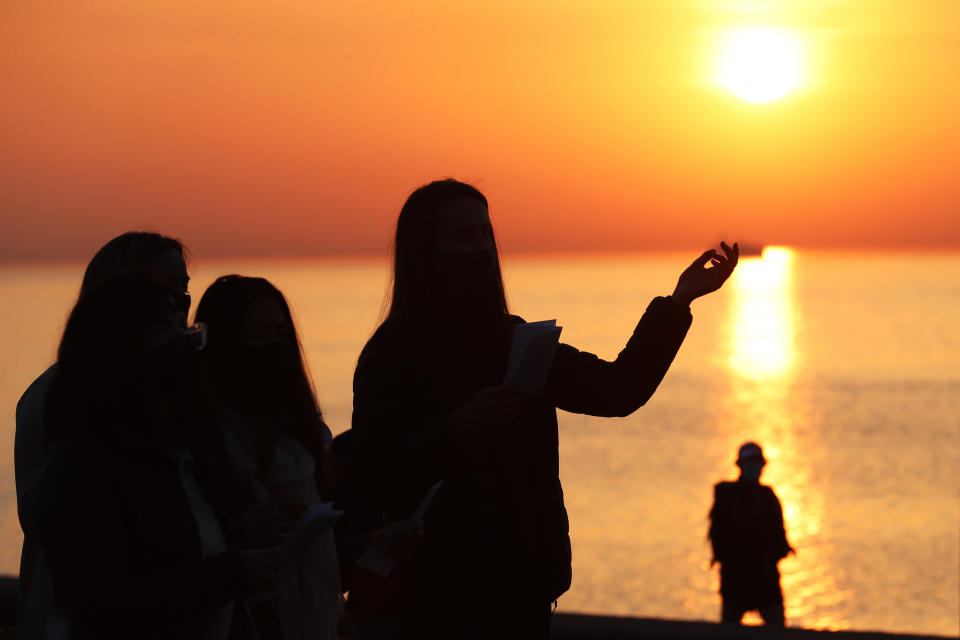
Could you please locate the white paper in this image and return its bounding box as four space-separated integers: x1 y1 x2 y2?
355 481 443 577
353 540 397 578
282 502 343 559
505 320 562 396
243 503 345 603
411 480 443 522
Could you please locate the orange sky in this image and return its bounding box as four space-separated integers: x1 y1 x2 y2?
1 1 958 260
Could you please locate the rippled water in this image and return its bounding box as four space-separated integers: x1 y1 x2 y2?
1 250 957 635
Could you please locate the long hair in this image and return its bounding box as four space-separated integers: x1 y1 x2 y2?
387 179 509 321
45 271 179 444
80 232 186 298
195 275 326 465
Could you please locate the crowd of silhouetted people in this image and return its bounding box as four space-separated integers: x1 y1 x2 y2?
11 178 796 640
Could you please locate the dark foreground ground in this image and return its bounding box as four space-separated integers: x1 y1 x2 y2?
330 612 956 639
0 617 954 640
1 577 954 640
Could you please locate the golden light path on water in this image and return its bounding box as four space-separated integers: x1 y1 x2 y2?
727 248 796 380
720 247 851 628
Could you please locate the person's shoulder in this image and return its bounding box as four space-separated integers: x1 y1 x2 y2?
355 316 416 377
713 480 737 497
362 316 405 352
16 363 58 421
759 483 782 501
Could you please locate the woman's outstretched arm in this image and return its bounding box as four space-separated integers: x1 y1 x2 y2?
544 243 738 417
544 296 692 416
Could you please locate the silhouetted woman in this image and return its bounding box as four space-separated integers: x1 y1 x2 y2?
350 179 738 639
16 231 191 639
195 275 341 640
37 271 285 640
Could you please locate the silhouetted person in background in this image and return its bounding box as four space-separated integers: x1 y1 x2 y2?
15 231 190 640
36 271 286 640
196 275 341 640
349 178 738 639
709 441 794 626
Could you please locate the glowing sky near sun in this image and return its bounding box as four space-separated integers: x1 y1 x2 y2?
1 1 958 260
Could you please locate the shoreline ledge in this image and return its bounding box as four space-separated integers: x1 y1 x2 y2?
551 612 956 640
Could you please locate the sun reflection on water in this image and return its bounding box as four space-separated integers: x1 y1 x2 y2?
728 247 796 380
718 247 851 629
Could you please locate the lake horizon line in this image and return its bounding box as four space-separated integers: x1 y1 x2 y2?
2 244 959 270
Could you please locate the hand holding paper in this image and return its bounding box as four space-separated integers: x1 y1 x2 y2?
246 503 343 603
282 502 344 560
355 481 442 577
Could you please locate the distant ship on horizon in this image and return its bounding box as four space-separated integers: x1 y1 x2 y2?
720 241 765 257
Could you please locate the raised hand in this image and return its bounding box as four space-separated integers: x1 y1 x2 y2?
369 518 425 562
671 241 739 306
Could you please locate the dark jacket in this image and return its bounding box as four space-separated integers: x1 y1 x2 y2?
348 296 691 616
37 436 251 640
708 480 794 606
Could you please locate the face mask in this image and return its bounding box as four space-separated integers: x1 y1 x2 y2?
434 250 496 298
235 342 300 388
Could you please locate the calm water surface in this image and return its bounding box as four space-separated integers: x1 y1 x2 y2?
0 250 957 635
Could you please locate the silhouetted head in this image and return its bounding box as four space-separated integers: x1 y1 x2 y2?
736 441 766 483
195 275 325 459
46 270 200 443
80 231 190 319
389 179 508 322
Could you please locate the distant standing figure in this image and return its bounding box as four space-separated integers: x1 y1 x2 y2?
708 442 795 626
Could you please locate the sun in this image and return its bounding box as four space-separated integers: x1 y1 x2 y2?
716 27 803 103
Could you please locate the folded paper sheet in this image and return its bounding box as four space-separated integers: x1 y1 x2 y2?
355 481 444 577
505 320 562 396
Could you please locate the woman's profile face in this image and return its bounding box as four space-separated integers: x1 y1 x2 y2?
433 197 494 255
151 248 190 321
151 249 190 294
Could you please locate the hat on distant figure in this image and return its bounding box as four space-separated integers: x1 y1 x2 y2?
736 441 766 465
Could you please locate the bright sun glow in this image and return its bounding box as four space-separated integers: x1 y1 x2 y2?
717 27 803 103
